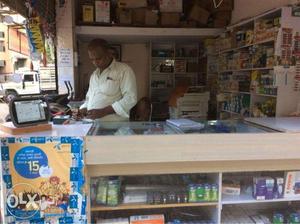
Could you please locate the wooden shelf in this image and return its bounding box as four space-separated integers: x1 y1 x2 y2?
221 110 241 115
219 67 274 73
254 93 277 98
91 202 218 212
76 26 223 42
222 91 251 95
219 39 275 54
175 57 198 59
175 72 198 75
152 57 174 59
152 72 174 75
222 193 300 205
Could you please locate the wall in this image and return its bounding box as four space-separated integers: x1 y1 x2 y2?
231 0 293 23
0 23 31 79
122 44 149 100
77 43 149 100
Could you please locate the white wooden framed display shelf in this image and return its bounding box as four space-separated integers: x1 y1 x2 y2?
217 7 300 120
85 131 300 224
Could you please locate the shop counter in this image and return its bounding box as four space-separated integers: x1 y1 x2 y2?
245 117 300 133
0 122 93 137
85 119 300 176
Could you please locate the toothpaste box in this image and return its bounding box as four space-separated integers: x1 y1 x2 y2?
130 215 164 224
284 171 300 198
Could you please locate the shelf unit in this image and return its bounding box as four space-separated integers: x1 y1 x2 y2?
150 42 202 120
89 170 300 223
91 202 218 212
90 172 220 223
217 7 300 119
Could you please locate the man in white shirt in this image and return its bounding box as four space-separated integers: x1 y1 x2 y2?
79 39 137 121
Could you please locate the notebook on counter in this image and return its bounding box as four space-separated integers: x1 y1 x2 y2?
166 118 204 131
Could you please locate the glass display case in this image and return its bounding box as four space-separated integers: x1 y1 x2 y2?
87 119 274 136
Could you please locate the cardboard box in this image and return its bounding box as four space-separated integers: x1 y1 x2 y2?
284 171 300 198
132 8 146 25
213 10 232 21
97 218 129 224
145 10 158 26
198 0 213 10
212 0 234 12
82 5 94 22
95 1 110 23
189 5 210 25
130 215 164 224
160 12 180 26
117 8 132 25
118 0 147 9
159 0 183 13
180 20 197 27
222 183 241 196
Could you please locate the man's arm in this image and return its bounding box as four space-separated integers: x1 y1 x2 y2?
86 106 115 119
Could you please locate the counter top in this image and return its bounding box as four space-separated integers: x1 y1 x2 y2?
0 122 93 137
87 120 270 136
86 131 300 176
245 117 300 132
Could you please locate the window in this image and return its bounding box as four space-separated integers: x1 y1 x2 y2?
23 74 34 82
0 32 4 38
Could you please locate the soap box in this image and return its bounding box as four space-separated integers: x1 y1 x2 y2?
284 171 300 198
130 215 164 224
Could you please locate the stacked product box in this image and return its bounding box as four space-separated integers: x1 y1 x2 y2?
253 177 284 200
284 171 300 198
97 215 164 224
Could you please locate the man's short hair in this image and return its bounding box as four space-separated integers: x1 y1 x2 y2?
88 38 110 52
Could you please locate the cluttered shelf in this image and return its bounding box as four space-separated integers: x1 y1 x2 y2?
219 38 275 54
253 93 277 98
219 67 274 73
91 202 218 212
221 91 251 95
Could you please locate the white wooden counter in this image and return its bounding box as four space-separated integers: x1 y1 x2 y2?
86 132 300 176
245 117 300 133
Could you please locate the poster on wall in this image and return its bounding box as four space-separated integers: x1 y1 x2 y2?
0 137 87 224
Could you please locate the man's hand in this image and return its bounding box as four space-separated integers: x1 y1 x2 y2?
86 106 115 120
72 108 87 120
79 108 87 116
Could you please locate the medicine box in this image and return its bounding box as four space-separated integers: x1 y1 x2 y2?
95 1 110 23
284 171 300 198
222 183 241 196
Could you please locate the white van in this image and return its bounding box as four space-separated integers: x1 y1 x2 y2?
0 71 41 101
